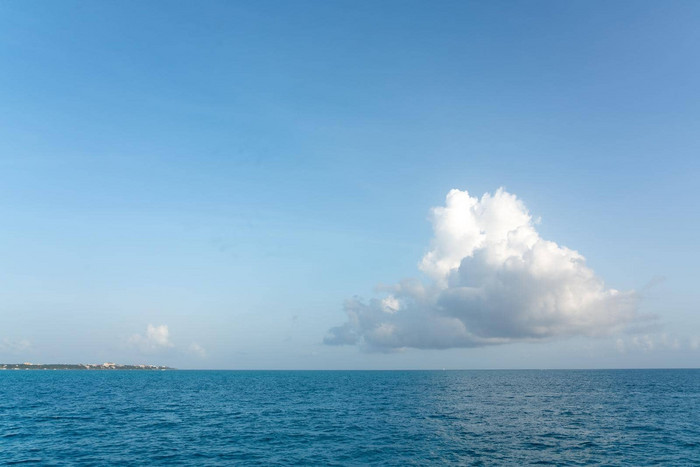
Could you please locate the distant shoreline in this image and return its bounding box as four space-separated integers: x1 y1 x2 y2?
0 363 173 370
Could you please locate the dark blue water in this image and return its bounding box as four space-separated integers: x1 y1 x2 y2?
1 370 698 465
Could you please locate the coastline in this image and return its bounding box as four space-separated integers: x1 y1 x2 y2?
0 363 172 370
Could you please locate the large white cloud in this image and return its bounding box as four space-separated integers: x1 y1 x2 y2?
325 188 638 350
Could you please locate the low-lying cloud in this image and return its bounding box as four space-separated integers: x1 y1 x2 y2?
326 188 638 351
128 324 207 358
0 337 32 354
616 333 699 353
187 342 207 357
129 324 174 352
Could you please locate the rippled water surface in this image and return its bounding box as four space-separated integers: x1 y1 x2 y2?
1 370 698 465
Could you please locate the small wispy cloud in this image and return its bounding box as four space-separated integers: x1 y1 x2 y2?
188 342 207 357
615 333 696 354
0 338 32 354
129 324 174 352
690 337 700 350
128 325 208 359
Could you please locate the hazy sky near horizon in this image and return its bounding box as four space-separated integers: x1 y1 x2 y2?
1 1 698 369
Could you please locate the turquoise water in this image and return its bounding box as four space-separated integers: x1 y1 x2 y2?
1 370 698 465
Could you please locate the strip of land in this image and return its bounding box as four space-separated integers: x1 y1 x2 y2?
0 363 172 370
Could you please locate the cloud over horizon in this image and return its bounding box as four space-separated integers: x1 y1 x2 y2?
326 188 638 351
129 324 174 352
0 337 32 355
128 324 207 359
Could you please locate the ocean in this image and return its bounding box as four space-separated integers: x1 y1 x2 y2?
1 369 698 465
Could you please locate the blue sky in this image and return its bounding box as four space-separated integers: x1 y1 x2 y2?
0 1 698 368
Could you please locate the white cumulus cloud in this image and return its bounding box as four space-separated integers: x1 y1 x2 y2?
326 188 638 350
129 324 174 352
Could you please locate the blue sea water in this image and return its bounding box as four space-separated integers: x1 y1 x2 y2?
0 370 698 465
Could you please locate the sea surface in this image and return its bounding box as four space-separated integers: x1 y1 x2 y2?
1 369 698 465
